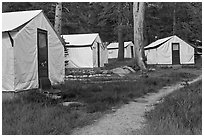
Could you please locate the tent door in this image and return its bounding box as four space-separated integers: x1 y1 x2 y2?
172 43 180 65
97 43 100 67
37 28 51 89
131 46 134 58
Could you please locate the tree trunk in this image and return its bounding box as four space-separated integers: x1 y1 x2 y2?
133 2 146 70
142 4 149 63
54 2 62 35
173 2 176 35
117 2 124 61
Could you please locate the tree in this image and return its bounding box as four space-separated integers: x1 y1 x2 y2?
95 2 133 42
133 2 146 70
172 2 176 35
117 3 125 61
54 2 62 35
2 2 201 44
145 2 201 43
2 2 32 12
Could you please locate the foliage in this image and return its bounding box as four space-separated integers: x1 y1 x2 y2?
145 2 202 43
2 2 201 44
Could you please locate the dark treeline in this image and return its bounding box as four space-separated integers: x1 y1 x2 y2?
2 2 202 45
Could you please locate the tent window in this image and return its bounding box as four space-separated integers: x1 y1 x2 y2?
38 32 47 48
172 43 179 50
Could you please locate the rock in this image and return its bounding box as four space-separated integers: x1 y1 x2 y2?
110 66 136 77
102 70 108 74
61 102 84 107
123 66 136 73
42 89 62 99
140 73 149 78
49 89 62 94
94 68 103 74
110 67 130 77
148 68 156 72
50 95 61 99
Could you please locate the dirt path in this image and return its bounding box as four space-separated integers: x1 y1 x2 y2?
72 75 202 135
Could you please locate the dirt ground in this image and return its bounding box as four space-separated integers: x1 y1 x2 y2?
71 75 202 135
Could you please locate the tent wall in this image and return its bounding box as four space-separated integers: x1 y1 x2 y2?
101 45 108 65
172 36 194 64
92 35 106 67
125 44 134 58
108 45 133 59
104 49 109 63
67 47 94 68
157 40 172 64
108 48 118 59
13 12 64 91
2 32 16 91
92 41 99 67
145 49 158 64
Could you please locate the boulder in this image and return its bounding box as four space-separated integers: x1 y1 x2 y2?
123 66 136 73
110 66 135 77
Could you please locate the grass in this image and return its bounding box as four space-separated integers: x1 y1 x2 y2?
2 90 102 135
2 67 200 134
139 80 202 135
59 72 194 113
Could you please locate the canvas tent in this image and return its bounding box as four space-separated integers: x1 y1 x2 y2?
107 41 135 59
63 33 108 68
2 10 65 92
144 35 194 65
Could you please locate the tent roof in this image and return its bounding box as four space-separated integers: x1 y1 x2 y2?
63 33 99 47
144 35 194 50
144 36 173 50
107 41 134 49
2 10 42 32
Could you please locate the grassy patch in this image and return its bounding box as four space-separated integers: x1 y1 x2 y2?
2 90 101 135
140 80 202 135
59 77 175 113
2 70 199 135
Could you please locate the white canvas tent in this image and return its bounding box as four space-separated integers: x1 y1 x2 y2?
144 35 194 65
107 41 135 59
63 33 108 68
2 10 65 92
